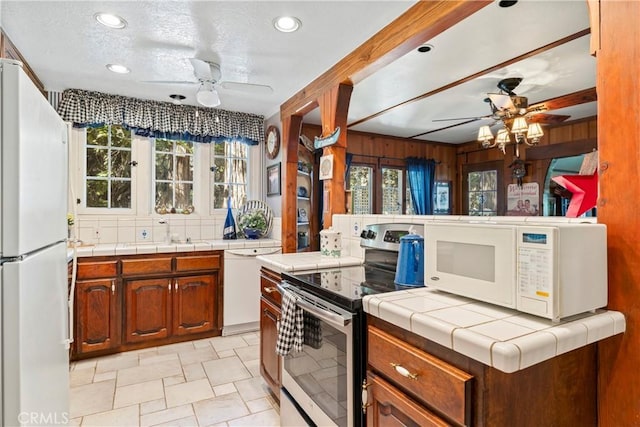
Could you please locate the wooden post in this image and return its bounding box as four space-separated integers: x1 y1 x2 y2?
281 114 303 254
596 1 640 424
319 83 353 229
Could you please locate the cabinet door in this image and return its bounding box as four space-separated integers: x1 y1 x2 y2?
260 297 281 399
124 278 172 343
75 278 119 354
172 274 217 336
364 372 449 427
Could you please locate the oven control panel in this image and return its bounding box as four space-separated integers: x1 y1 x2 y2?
360 223 424 251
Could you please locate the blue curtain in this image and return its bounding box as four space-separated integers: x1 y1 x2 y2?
406 157 436 215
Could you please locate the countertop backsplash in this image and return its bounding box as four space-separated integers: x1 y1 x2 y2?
73 214 282 246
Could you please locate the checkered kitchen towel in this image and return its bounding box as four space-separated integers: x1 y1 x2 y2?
276 289 304 356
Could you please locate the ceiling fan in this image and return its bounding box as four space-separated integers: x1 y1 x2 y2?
433 77 571 128
147 58 273 108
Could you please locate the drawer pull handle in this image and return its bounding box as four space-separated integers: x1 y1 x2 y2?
390 363 418 380
264 286 277 293
361 379 371 414
111 280 115 295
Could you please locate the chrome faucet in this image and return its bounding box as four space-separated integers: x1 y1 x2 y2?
158 218 171 244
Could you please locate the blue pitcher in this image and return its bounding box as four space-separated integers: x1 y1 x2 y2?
394 232 425 288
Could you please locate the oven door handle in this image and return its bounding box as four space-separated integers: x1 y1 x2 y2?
277 282 352 328
296 298 351 328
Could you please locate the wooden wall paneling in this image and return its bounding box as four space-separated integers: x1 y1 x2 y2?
281 115 304 253
596 1 640 425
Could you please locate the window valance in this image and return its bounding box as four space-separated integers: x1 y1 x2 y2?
57 89 264 145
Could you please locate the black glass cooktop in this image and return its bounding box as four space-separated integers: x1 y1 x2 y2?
282 264 398 312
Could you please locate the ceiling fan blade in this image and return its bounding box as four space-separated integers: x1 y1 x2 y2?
411 118 483 138
433 115 490 122
488 93 515 112
528 87 597 112
189 58 214 81
527 113 571 124
219 81 273 94
141 80 198 85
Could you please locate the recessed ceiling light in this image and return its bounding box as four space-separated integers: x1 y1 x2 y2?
417 44 434 53
106 63 130 74
498 0 518 8
273 16 302 33
94 12 127 29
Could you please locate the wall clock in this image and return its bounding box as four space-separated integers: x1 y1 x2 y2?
265 125 280 159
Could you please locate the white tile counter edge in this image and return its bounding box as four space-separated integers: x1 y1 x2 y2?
67 239 282 259
256 251 363 273
363 287 626 373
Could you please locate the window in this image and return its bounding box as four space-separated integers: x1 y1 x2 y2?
211 140 248 209
349 165 373 214
463 160 504 216
382 167 403 215
154 139 194 212
85 125 132 208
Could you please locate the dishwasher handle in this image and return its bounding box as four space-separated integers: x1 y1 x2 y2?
225 247 282 257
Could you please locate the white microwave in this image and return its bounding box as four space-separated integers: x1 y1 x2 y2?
424 221 608 321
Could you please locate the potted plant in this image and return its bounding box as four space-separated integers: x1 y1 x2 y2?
238 209 268 239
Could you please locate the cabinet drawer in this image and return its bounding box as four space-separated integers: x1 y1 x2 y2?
77 260 118 280
260 268 281 307
122 258 172 276
175 254 221 272
368 326 473 426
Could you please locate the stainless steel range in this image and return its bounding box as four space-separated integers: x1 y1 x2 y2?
278 223 424 427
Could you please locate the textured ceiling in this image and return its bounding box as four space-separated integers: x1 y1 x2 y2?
1 1 596 144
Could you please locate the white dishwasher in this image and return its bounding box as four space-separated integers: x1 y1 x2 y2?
223 246 282 336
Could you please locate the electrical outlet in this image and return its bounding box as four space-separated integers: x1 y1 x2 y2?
353 221 360 237
139 229 150 240
94 228 100 240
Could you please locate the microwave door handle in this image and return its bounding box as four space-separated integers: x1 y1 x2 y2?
295 298 352 328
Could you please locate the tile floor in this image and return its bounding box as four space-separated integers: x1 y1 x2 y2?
69 332 280 426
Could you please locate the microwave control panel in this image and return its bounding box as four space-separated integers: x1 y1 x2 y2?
517 228 555 316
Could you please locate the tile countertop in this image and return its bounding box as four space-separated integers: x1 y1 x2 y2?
364 288 625 373
256 251 363 273
66 238 281 259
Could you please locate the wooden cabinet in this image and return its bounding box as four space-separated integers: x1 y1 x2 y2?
72 251 223 360
365 316 599 427
173 274 218 336
74 260 120 355
124 278 172 343
259 267 282 401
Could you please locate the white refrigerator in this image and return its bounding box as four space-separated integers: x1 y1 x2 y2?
0 59 70 425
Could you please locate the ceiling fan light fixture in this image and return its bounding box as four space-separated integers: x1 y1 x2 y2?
196 87 221 108
526 123 544 144
94 13 127 29
477 125 494 144
273 16 302 33
511 116 528 134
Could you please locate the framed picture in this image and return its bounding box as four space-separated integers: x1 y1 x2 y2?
433 181 451 214
267 163 281 196
319 154 334 180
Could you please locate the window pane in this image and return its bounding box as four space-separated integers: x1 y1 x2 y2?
156 153 173 180
382 168 402 215
176 140 194 155
110 125 131 148
86 179 108 207
87 127 108 147
213 142 225 156
483 171 497 190
469 172 482 191
156 182 172 207
86 147 108 177
174 182 193 209
349 166 372 215
213 158 226 182
176 155 193 182
469 192 481 212
155 139 173 152
110 180 131 208
213 184 227 209
211 139 249 210
111 149 131 178
483 192 497 212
